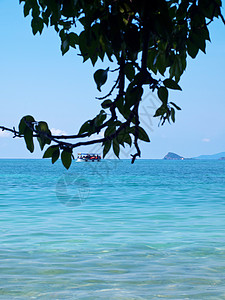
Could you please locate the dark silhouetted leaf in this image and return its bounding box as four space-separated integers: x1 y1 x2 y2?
113 139 120 158
101 100 112 109
19 115 35 135
171 107 175 122
170 102 181 110
163 79 182 90
157 86 168 104
94 68 109 91
24 127 34 153
61 149 72 169
103 140 111 158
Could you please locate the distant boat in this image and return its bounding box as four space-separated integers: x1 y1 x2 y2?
76 153 101 162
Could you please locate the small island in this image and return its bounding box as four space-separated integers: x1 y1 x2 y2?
219 157 225 160
163 152 185 160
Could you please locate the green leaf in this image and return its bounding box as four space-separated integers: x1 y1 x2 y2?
103 140 111 158
43 145 59 158
187 40 199 59
52 147 60 164
78 121 90 135
94 110 107 127
104 125 116 138
124 63 135 81
171 107 175 123
35 121 51 150
113 139 120 158
68 32 79 48
101 100 112 109
123 133 132 146
43 145 60 164
37 137 50 150
117 129 131 147
24 1 32 17
94 68 109 91
130 126 150 142
154 105 167 117
125 85 143 109
61 38 69 55
31 17 44 35
157 87 168 104
170 102 181 110
24 127 34 153
138 127 150 142
61 149 72 169
163 79 182 91
19 115 35 135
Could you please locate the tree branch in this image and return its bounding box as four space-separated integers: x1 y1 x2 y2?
0 126 20 137
219 12 225 25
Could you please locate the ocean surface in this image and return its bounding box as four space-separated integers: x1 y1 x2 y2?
0 159 225 299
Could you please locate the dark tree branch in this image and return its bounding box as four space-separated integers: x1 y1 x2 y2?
96 76 120 100
130 0 151 163
0 126 20 137
219 12 225 25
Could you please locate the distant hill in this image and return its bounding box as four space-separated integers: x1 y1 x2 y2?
194 152 225 160
163 152 184 160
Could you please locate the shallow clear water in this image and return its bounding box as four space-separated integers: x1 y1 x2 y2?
0 159 225 299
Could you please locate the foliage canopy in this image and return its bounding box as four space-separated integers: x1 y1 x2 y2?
1 0 224 168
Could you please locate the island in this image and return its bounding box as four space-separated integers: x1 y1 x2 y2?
163 152 185 160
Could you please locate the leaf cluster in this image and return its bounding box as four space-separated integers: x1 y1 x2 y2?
17 0 224 168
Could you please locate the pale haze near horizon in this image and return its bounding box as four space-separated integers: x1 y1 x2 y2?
0 1 225 159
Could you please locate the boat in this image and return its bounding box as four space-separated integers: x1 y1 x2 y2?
76 153 101 162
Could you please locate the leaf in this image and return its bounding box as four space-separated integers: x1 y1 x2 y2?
101 100 112 109
129 126 150 142
69 32 79 48
124 63 135 81
104 125 116 138
61 38 70 55
78 121 90 135
117 129 131 147
61 149 72 169
43 145 59 158
171 107 175 123
163 79 182 91
125 85 143 109
103 140 111 158
35 121 51 150
94 110 107 127
170 102 181 110
43 145 60 164
138 127 150 142
52 147 60 164
94 68 109 91
154 105 167 117
157 86 168 104
113 139 120 158
31 17 44 35
187 40 199 59
19 115 35 135
123 133 132 146
24 1 32 17
24 127 34 153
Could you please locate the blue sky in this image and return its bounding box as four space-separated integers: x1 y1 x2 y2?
0 0 225 159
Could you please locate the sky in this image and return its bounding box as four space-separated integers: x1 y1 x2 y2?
0 0 225 159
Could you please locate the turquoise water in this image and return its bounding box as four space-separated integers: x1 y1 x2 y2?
1 159 225 299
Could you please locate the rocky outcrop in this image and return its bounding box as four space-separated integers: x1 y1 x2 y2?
163 152 184 160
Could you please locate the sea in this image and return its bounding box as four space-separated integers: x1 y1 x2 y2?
0 159 225 299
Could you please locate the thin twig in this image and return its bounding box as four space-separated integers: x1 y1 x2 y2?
96 76 120 100
219 12 225 25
